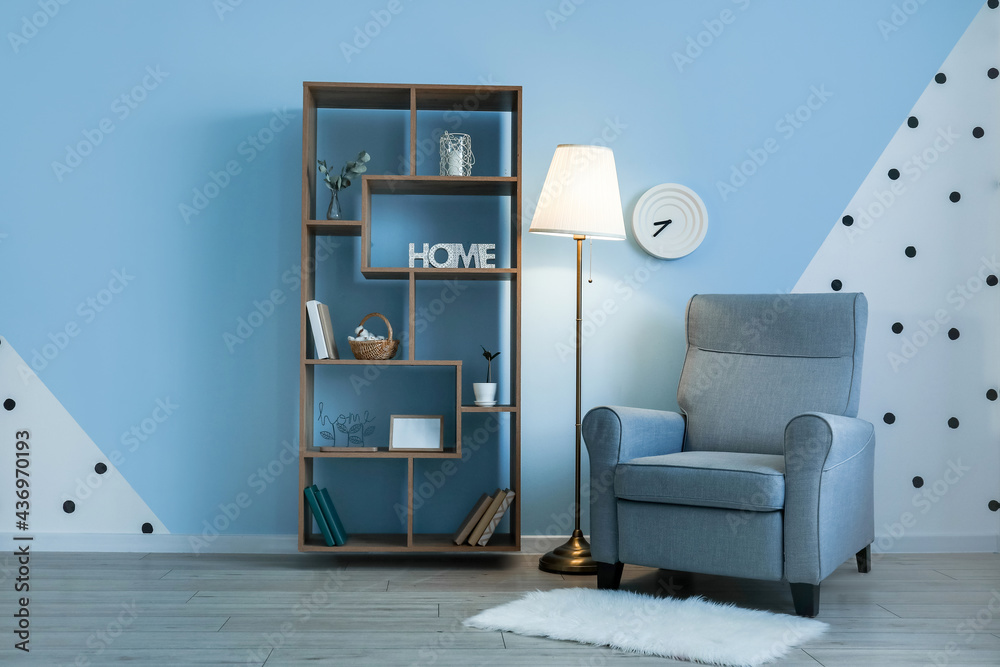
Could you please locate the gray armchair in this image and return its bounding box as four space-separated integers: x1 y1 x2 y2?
582 293 874 617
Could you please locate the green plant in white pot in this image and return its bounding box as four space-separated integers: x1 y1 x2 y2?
318 150 370 219
473 346 500 406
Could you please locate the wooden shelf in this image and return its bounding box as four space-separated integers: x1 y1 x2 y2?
299 81 521 555
307 359 460 366
305 82 520 113
306 219 362 237
411 532 519 551
305 358 460 366
302 532 518 553
361 267 517 281
302 533 408 552
415 85 520 113
366 175 517 196
305 82 411 110
303 447 461 459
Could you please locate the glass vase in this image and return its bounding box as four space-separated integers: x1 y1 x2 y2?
326 189 342 220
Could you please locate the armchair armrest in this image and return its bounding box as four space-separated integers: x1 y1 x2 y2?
582 406 686 466
783 412 875 584
581 406 686 564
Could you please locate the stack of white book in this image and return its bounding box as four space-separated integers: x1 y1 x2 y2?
306 300 339 360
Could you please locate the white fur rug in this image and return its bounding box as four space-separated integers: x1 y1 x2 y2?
463 588 827 666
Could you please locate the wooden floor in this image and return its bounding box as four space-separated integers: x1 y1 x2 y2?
1 550 998 665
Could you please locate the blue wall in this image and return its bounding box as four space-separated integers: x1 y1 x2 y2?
0 0 982 537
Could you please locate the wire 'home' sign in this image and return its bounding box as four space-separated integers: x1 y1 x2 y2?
408 243 496 269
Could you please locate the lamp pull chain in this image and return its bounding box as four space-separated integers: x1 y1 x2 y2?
588 238 593 283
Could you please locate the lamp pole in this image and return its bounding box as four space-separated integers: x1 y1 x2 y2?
538 235 597 574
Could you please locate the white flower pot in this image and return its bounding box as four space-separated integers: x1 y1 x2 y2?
473 383 497 406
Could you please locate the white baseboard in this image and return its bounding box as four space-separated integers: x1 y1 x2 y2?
4 533 997 555
0 533 299 554
872 533 1000 554
520 535 574 554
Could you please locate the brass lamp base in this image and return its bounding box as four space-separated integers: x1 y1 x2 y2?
538 529 597 575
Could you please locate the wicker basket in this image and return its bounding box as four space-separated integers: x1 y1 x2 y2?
348 312 400 360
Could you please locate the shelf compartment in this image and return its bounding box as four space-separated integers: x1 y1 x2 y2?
361 267 517 281
304 447 461 459
306 219 363 237
366 175 516 196
460 404 517 413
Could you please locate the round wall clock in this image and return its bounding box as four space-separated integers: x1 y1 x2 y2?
631 183 708 259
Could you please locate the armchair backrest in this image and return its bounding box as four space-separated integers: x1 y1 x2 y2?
677 293 867 455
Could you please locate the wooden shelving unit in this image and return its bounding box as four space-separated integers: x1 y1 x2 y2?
298 82 521 553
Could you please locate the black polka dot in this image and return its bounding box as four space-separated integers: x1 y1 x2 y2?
948 417 960 429
950 191 961 203
883 412 896 424
891 322 904 334
63 501 76 514
141 522 154 534
990 0 999 9
904 246 916 258
990 500 1000 512
3 399 14 411
988 275 998 287
831 279 843 292
907 116 919 128
989 68 999 80
986 388 998 401
935 72 947 84
973 127 985 138
95 462 108 475
888 168 900 180
948 328 960 340
841 215 854 227
912 476 924 489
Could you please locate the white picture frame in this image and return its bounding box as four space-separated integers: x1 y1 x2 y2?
388 415 444 452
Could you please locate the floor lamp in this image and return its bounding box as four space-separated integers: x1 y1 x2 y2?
528 145 626 575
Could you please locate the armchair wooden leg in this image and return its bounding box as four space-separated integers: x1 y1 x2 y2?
856 544 872 573
790 583 820 617
597 562 624 590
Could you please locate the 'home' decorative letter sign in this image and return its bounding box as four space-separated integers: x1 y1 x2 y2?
409 243 496 269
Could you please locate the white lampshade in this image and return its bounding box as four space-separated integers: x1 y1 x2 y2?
528 144 626 240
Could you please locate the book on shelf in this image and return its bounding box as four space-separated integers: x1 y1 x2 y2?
476 489 514 546
451 492 493 545
306 300 330 360
303 486 335 546
467 489 508 546
317 302 339 360
315 485 347 546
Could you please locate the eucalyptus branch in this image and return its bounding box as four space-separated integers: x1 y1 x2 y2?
318 150 371 192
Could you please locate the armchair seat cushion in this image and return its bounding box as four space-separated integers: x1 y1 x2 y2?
615 451 785 512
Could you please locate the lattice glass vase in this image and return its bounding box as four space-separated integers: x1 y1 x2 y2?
439 132 475 176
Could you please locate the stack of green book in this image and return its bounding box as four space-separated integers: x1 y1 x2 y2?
303 485 348 546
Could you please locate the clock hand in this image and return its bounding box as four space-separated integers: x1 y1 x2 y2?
652 219 672 237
